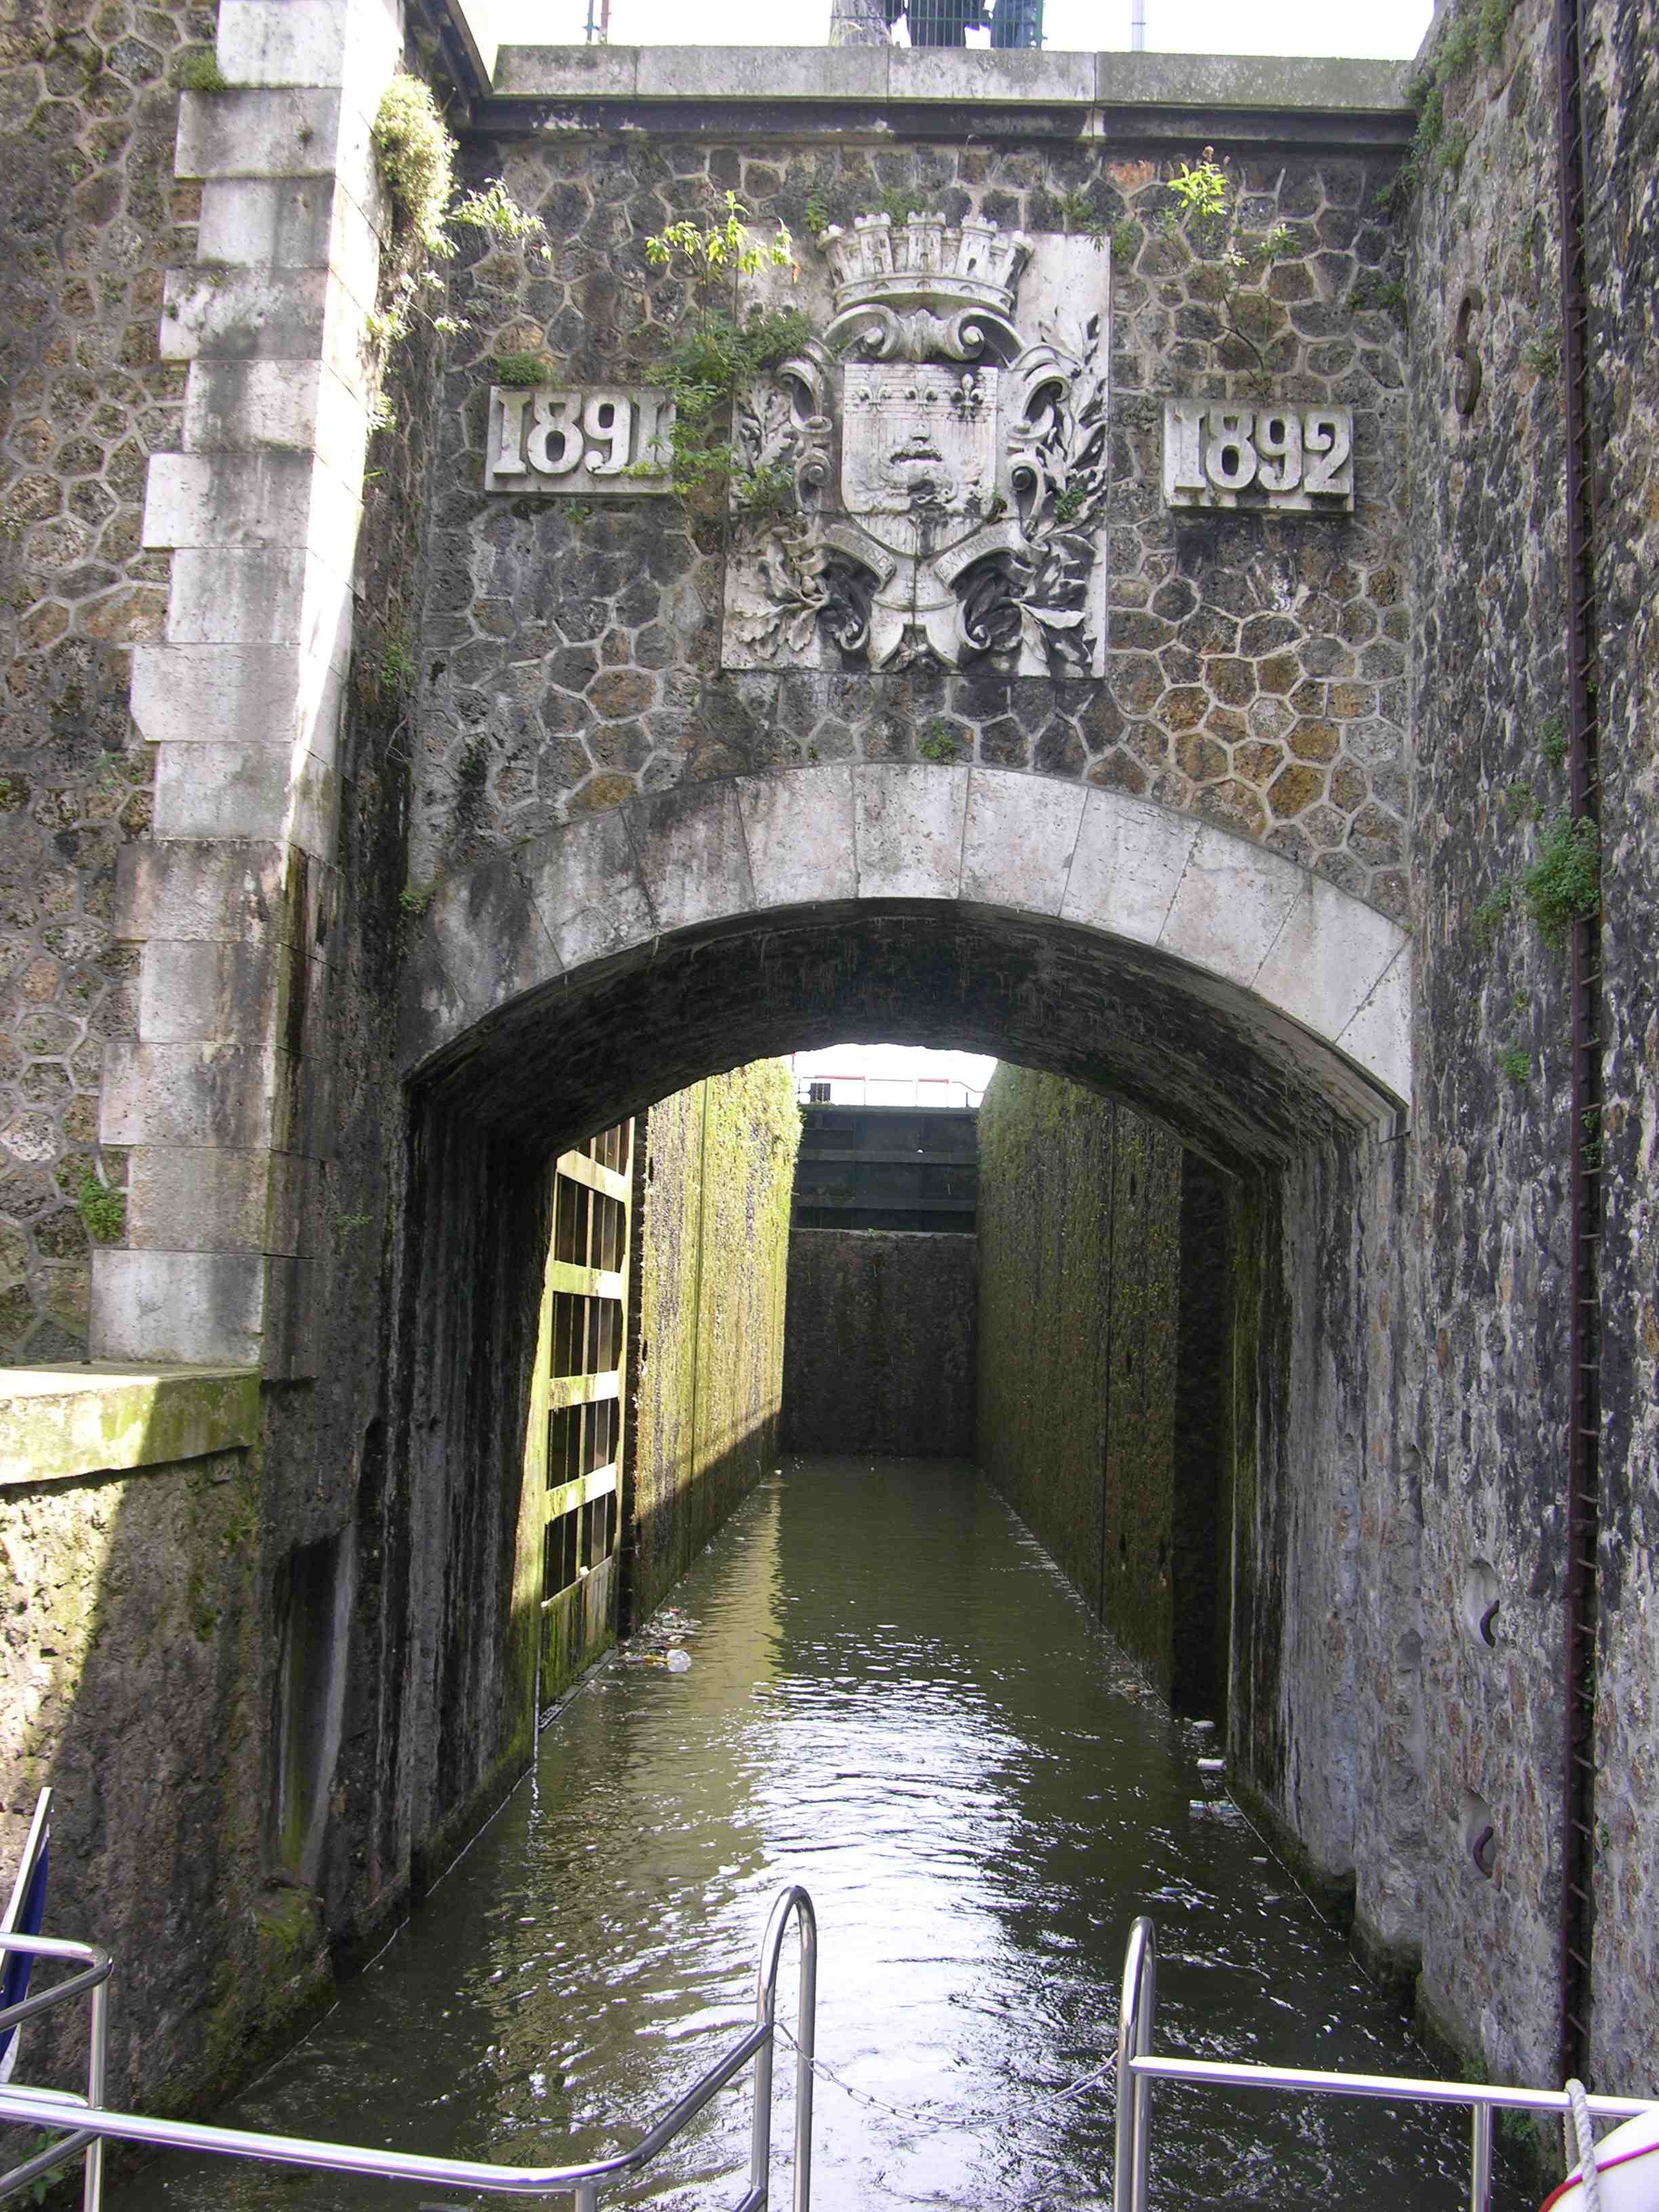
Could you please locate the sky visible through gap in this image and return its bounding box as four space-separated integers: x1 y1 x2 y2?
497 0 1433 58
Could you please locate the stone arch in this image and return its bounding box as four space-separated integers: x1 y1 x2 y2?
390 760 1412 1904
402 763 1410 1162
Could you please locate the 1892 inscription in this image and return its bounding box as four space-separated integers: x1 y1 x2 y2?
1163 401 1355 513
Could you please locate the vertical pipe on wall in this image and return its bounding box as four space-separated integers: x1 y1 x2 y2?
1094 1105 1120 1618
1553 0 1603 2087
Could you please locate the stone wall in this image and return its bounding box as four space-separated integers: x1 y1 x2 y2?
1393 0 1659 2091
781 1228 976 1459
412 65 1414 920
1579 0 1659 2097
975 1063 1227 1706
0 0 214 1364
624 1059 798 1626
0 1366 338 2112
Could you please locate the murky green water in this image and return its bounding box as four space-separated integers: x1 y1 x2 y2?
119 1457 1499 2212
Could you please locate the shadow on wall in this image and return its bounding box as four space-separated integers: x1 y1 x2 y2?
626 1408 783 1632
975 1066 1233 1718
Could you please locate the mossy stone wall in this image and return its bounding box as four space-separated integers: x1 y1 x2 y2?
781 1229 977 1460
0 1408 340 2118
975 1065 1227 1705
624 1059 798 1626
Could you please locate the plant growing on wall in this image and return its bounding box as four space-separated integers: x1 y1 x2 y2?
640 194 806 512
1387 0 1496 205
1521 811 1600 950
77 1170 125 1244
367 76 547 354
1161 148 1293 375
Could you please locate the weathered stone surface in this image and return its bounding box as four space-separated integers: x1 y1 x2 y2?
402 771 1412 1130
0 1431 328 2109
3 0 1658 2149
783 1229 975 1460
627 1061 798 1622
976 1066 1213 1704
0 1361 258 1485
414 126 1411 919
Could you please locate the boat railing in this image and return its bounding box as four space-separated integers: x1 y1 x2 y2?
1114 1914 1659 2212
0 1884 816 2212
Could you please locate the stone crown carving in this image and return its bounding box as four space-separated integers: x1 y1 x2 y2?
820 212 1033 321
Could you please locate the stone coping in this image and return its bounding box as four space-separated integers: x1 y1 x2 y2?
0 1364 260 1488
485 44 1413 137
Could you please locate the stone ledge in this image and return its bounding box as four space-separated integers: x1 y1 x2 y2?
0 1364 260 1488
481 44 1413 145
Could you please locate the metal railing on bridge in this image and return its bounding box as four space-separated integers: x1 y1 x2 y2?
1113 1916 1659 2212
0 1886 816 2212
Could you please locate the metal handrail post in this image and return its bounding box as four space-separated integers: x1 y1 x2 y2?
572 2180 599 2212
1114 1917 1155 2212
790 1902 816 2212
83 1966 108 2212
1471 2098 1494 2212
747 1885 817 2212
749 1979 775 2205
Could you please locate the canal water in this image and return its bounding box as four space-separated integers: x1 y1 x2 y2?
122 1456 1500 2212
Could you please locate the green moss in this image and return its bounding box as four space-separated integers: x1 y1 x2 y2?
919 720 962 762
1437 11 1479 77
1470 880 1513 950
493 350 550 388
1435 120 1475 178
76 1170 125 1244
1353 272 1409 326
1540 713 1569 768
1521 812 1599 949
1500 777 1538 819
1051 188 1108 248
1497 1044 1532 1084
178 47 229 91
1479 0 1513 58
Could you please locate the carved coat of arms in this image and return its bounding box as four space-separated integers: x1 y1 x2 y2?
721 216 1109 676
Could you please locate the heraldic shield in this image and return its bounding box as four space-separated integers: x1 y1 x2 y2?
720 216 1109 678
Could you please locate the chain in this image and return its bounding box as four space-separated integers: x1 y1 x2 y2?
772 2020 1117 2131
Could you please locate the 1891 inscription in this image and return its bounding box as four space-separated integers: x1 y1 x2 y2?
485 385 676 495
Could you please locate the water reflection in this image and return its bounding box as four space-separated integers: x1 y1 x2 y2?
121 1458 1498 2212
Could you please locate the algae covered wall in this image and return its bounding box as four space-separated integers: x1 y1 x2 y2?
781 1229 976 1459
0 1370 337 2116
624 1060 798 1627
975 1064 1222 1706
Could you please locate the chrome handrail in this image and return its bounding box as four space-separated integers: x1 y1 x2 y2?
0 1931 110 2212
1113 1916 1659 2212
0 1887 815 2212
